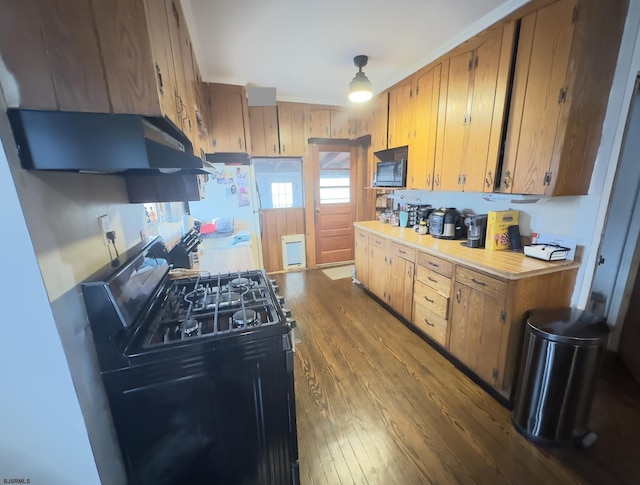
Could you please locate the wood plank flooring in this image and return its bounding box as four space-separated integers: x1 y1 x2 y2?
273 269 640 485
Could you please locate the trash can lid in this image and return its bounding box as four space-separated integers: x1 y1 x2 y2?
526 307 610 344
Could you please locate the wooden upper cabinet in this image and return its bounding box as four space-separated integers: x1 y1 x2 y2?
500 0 627 196
308 107 356 139
0 0 110 112
248 106 279 156
278 102 307 156
387 76 415 149
308 108 332 138
408 64 443 190
370 93 389 153
438 22 515 193
204 83 248 153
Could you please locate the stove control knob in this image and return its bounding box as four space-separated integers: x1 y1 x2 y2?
282 307 292 317
278 296 285 305
286 318 297 328
272 284 280 293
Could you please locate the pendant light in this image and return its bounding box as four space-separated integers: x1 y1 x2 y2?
348 55 373 103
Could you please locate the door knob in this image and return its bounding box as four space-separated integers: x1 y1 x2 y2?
315 207 320 212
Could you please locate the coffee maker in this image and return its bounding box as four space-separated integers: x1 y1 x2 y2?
461 214 488 248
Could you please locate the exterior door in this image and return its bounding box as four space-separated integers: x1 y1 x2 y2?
313 144 357 265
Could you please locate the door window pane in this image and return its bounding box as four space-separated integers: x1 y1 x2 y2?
319 151 351 204
252 158 304 209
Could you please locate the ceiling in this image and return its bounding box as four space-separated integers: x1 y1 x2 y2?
182 0 529 107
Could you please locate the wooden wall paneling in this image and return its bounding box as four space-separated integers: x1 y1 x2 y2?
259 208 305 272
37 0 110 112
305 144 319 269
92 0 161 116
0 0 57 109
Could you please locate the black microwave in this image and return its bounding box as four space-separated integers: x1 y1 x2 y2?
373 159 407 187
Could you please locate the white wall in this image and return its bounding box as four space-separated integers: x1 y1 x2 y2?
0 136 100 483
0 94 189 482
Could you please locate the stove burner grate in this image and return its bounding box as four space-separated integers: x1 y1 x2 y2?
232 308 258 327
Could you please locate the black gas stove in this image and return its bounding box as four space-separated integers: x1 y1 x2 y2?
82 237 299 484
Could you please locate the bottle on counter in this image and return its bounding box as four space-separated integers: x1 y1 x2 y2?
418 220 427 235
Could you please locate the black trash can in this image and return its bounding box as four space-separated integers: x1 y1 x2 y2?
512 307 610 447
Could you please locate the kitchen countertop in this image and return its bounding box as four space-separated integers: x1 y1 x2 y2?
355 221 580 280
196 220 258 274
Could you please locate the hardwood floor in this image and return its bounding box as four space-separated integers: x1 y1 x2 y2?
273 269 640 485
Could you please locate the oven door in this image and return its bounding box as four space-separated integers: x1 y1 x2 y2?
103 334 297 485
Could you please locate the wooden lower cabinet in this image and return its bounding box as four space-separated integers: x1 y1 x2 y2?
448 265 576 399
368 233 388 301
387 242 416 320
449 268 508 387
354 228 370 287
353 228 577 401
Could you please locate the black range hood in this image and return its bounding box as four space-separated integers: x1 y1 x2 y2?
7 109 213 174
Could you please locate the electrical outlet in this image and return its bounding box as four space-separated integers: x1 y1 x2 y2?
98 215 110 246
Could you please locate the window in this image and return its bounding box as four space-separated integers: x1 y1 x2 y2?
252 158 304 209
271 182 294 208
319 151 351 204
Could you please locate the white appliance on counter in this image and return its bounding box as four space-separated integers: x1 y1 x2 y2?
188 162 263 271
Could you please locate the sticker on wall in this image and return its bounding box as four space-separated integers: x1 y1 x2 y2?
237 186 250 207
216 170 234 184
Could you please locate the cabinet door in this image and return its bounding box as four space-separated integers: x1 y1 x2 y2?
370 93 389 153
368 234 388 301
330 109 353 139
354 229 370 287
144 0 179 125
387 255 414 321
36 0 111 112
278 102 306 155
387 77 414 149
500 0 577 195
0 1 57 109
449 270 507 387
464 25 512 192
439 50 472 192
308 109 331 138
248 106 280 156
409 64 442 189
93 0 161 116
206 84 248 153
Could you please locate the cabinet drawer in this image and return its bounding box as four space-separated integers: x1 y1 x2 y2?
370 234 387 249
413 302 448 346
414 281 448 319
356 228 368 241
390 242 416 262
455 267 507 299
415 265 451 297
417 252 453 278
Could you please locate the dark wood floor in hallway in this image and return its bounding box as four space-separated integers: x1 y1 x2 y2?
273 269 640 485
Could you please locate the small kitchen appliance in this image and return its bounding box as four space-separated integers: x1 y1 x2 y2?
81 237 299 484
372 159 407 187
406 204 432 228
428 207 466 240
461 214 488 248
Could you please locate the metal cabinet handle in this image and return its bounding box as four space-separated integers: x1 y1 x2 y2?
424 318 435 327
456 288 462 303
434 174 440 187
428 262 439 268
471 278 486 287
426 174 432 187
504 170 512 189
423 296 434 304
485 171 493 188
427 276 438 283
